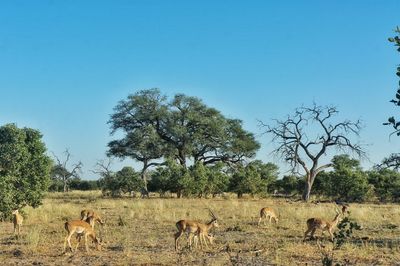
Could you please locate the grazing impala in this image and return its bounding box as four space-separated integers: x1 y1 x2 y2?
174 209 219 251
258 207 279 226
64 220 102 253
304 209 342 242
12 210 23 238
80 209 105 228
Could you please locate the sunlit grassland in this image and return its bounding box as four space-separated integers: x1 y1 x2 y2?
0 191 399 265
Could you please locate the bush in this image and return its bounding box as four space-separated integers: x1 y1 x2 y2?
229 163 267 198
100 166 144 197
367 168 400 202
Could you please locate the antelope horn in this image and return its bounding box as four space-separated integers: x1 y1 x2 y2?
208 208 217 220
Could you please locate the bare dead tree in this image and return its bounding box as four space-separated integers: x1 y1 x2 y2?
92 158 117 197
52 149 83 192
260 104 365 201
92 158 114 178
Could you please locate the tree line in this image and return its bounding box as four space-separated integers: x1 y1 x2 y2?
58 154 400 203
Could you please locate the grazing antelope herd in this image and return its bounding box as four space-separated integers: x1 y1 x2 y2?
174 204 348 251
7 201 350 254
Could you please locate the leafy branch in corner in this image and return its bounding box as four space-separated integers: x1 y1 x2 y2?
384 26 400 135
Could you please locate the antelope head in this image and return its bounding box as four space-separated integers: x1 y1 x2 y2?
208 209 219 227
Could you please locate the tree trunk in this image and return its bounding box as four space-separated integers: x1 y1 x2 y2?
177 190 182 198
141 162 149 192
141 171 148 193
302 181 312 201
302 172 316 201
178 149 187 168
63 178 68 193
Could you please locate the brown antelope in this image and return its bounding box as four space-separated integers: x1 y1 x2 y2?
258 207 279 226
64 220 102 253
77 210 104 243
80 209 105 228
304 209 342 242
12 210 23 238
174 209 219 251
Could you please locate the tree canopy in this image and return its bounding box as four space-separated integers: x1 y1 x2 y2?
108 88 260 172
0 124 52 217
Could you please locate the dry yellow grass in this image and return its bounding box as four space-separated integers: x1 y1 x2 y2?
0 191 399 265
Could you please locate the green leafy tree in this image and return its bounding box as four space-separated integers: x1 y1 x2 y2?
367 168 400 202
109 89 259 197
108 89 259 169
274 175 301 195
100 174 121 197
229 163 268 198
115 166 144 194
149 161 231 198
148 168 170 196
249 160 279 193
149 159 194 198
205 162 230 197
99 166 144 197
190 162 208 197
69 177 99 191
324 155 372 202
0 124 52 218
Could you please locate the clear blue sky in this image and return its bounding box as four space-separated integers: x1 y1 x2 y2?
0 1 399 179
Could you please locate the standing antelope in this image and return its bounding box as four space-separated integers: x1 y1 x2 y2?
64 220 102 253
80 209 105 227
304 209 342 242
77 210 104 244
81 209 104 225
174 209 219 251
258 207 279 226
12 210 23 238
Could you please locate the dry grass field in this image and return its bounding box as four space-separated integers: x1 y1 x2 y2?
0 191 399 265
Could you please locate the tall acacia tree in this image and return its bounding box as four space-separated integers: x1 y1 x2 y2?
261 104 365 201
108 89 259 178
